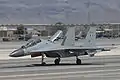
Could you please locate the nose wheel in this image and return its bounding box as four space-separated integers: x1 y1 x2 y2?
54 58 60 65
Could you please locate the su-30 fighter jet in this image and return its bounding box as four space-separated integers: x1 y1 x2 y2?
9 26 112 65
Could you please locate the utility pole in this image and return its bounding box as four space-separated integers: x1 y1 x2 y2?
85 0 91 24
84 0 91 36
24 27 26 41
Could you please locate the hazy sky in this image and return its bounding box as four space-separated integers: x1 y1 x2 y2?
0 0 120 24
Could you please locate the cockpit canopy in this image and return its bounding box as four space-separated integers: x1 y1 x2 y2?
21 39 41 48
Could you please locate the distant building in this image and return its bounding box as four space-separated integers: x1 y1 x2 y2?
0 23 120 41
0 26 17 41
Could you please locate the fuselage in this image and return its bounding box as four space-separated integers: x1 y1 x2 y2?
9 39 94 58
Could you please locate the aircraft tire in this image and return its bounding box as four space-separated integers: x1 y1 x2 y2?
54 59 60 65
42 62 46 65
76 59 81 65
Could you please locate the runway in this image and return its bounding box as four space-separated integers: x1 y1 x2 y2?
0 39 120 80
0 55 120 80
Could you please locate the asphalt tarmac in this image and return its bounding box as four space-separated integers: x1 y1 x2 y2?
0 38 120 80
0 55 120 80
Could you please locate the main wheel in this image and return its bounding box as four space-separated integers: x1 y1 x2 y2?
42 62 46 65
54 59 60 65
76 59 81 65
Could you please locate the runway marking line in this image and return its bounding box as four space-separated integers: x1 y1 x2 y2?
1 63 120 73
0 68 120 78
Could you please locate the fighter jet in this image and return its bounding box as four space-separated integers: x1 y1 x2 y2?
9 26 112 65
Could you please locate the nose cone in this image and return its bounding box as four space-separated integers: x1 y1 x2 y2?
9 49 24 57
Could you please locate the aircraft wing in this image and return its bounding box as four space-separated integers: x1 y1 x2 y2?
30 46 106 53
30 45 115 58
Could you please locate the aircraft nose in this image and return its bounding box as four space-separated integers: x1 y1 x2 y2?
9 49 24 57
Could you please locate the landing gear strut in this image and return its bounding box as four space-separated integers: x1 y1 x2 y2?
76 56 81 65
54 57 60 65
41 53 46 65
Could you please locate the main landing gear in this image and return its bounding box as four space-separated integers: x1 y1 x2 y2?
54 58 60 65
41 54 81 65
76 56 81 65
41 54 46 65
53 57 81 65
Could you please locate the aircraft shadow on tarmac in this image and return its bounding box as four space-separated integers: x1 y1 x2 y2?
31 63 104 66
0 63 104 69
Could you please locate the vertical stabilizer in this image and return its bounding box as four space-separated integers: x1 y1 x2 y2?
83 26 96 48
49 30 63 42
61 27 75 46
